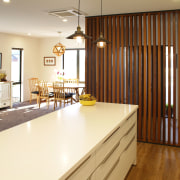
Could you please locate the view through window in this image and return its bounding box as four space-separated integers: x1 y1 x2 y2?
63 49 85 82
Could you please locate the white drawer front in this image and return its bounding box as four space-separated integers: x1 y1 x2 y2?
91 124 136 180
95 112 136 168
118 123 136 155
66 154 95 180
95 126 122 168
0 83 10 100
90 140 121 180
105 137 136 180
119 112 136 139
0 100 10 108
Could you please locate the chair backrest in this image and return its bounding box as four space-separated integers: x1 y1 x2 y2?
53 81 65 99
38 81 49 97
63 78 78 94
29 78 39 92
63 78 79 84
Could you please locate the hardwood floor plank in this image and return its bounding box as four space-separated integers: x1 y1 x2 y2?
126 142 180 180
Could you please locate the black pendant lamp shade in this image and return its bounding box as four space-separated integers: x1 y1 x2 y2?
94 32 110 48
95 0 110 48
66 0 92 40
66 25 91 39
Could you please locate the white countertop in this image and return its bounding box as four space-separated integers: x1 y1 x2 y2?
0 102 138 180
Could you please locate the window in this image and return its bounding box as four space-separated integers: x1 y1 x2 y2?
63 49 85 82
79 50 85 82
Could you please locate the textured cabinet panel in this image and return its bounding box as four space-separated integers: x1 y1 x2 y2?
107 139 136 180
0 82 12 108
64 111 137 180
66 154 95 180
91 124 136 180
95 112 136 169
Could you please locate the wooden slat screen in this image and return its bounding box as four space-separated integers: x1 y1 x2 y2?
85 10 180 146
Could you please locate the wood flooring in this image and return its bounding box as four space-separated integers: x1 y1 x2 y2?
126 142 180 180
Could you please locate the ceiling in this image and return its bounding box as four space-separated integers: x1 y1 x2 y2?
0 0 179 38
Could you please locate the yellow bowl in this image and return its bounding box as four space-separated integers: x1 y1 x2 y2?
79 100 96 106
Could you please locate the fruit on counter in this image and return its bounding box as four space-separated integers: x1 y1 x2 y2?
79 94 96 101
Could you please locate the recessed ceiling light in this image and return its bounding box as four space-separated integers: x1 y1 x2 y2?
62 18 68 22
3 0 10 3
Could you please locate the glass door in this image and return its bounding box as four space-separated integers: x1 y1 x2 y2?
11 48 23 103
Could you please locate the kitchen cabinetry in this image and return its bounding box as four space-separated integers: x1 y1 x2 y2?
0 82 12 108
66 112 137 180
0 103 138 180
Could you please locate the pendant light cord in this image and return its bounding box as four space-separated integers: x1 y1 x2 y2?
100 0 102 33
78 0 80 26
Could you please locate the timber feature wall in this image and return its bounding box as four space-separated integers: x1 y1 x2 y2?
85 11 180 146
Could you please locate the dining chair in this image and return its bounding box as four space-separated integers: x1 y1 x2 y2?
63 78 79 84
63 78 79 98
38 81 54 109
53 81 73 110
29 78 39 104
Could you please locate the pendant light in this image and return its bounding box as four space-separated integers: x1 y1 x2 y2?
95 0 110 48
53 43 65 56
66 0 92 41
53 32 66 56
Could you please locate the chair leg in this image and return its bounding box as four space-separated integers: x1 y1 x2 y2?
71 97 72 105
47 99 49 109
54 100 56 110
64 100 65 107
37 95 39 104
30 94 32 104
39 98 41 109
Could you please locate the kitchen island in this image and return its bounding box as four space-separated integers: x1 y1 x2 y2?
0 102 138 180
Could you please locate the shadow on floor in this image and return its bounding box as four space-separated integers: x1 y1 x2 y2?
0 100 69 132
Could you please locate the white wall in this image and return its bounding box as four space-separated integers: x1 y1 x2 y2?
39 37 85 82
0 33 41 102
0 33 85 103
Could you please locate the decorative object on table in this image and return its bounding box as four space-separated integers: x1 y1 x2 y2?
66 0 92 42
94 0 110 48
0 70 7 81
0 53 2 69
44 57 56 66
53 42 65 56
56 69 65 81
79 94 96 106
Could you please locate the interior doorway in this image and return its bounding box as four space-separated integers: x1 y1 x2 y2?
11 48 23 103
